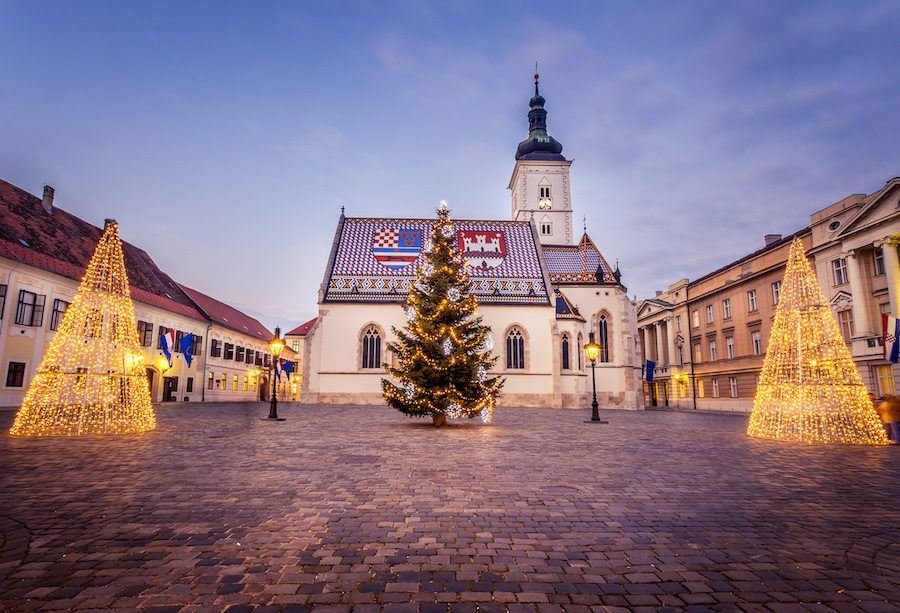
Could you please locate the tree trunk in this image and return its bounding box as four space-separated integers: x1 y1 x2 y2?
432 413 447 427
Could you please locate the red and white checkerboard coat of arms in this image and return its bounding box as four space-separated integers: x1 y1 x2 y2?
458 230 507 269
372 227 423 269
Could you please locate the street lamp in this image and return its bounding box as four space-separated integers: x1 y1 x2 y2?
583 331 608 424
266 326 285 421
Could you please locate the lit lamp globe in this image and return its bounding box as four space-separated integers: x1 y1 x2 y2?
584 340 601 364
266 326 286 421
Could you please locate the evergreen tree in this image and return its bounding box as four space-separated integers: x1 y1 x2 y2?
747 238 888 445
382 201 504 426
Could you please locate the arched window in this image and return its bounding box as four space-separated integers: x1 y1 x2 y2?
598 314 610 363
361 326 382 369
577 333 583 370
561 334 570 370
506 327 525 369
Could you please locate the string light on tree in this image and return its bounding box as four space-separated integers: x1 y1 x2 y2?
747 238 888 445
382 201 504 426
10 220 156 436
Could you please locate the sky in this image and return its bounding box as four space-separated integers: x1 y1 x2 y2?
2 1 899 330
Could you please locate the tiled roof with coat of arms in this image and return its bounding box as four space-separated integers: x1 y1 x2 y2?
542 233 619 285
322 216 552 305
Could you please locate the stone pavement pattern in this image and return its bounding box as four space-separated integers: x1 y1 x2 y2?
0 403 898 612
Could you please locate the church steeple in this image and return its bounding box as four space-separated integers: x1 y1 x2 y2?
515 72 566 161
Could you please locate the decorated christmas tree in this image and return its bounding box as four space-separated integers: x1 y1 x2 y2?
382 201 504 426
10 220 156 436
747 238 887 445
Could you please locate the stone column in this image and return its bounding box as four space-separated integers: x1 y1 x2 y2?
666 318 676 366
654 321 665 365
879 238 900 316
845 249 871 336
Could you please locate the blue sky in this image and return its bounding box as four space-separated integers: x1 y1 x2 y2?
2 1 899 329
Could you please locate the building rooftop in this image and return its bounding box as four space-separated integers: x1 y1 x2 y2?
286 317 317 337
322 216 552 305
542 234 619 285
0 179 205 321
179 284 272 342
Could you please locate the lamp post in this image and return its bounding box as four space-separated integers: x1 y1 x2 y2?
266 326 285 421
583 332 608 424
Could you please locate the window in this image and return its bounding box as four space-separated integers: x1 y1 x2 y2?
874 247 885 276
506 328 525 369
539 186 551 198
242 376 248 391
5 362 26 387
838 309 854 342
675 315 682 333
263 354 270 367
876 365 896 396
292 340 300 352
224 343 235 360
540 222 551 236
832 258 848 285
207 372 214 390
232 375 238 391
246 349 254 365
158 326 169 349
748 289 758 312
0 284 6 319
191 335 203 356
772 281 781 305
708 340 717 361
706 305 714 324
697 378 704 398
577 333 583 370
50 299 69 331
561 334 570 370
15 290 45 327
137 321 153 347
598 315 610 363
729 376 738 397
186 377 194 393
722 299 731 320
676 345 684 366
752 330 762 355
712 378 720 398
211 339 222 357
692 310 700 328
236 346 245 362
726 336 735 359
361 326 382 369
220 374 227 390
693 343 701 363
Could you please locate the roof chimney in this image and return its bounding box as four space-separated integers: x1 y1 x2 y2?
41 185 54 215
764 234 782 247
655 290 663 297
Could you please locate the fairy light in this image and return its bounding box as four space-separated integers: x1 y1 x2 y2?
381 201 504 422
10 221 156 436
747 238 888 445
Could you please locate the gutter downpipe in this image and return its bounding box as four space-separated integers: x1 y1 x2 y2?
686 282 697 411
201 321 212 402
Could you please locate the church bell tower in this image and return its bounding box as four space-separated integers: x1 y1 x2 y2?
508 72 573 245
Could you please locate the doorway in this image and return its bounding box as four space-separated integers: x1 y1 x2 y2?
163 376 179 402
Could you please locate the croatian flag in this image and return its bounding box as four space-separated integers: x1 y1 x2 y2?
884 314 900 363
160 329 176 366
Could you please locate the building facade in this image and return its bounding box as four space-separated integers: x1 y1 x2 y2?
638 177 900 411
302 77 643 410
0 179 279 407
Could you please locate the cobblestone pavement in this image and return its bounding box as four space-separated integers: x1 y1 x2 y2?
0 403 898 612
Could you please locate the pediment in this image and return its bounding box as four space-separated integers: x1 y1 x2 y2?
837 180 900 238
829 290 853 312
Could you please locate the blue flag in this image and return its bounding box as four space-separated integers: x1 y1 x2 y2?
281 360 292 380
646 360 655 382
179 333 194 368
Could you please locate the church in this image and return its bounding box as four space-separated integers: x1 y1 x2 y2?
301 76 644 410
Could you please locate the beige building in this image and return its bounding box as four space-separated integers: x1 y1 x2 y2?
0 179 280 407
284 317 316 401
638 176 900 411
302 78 643 409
